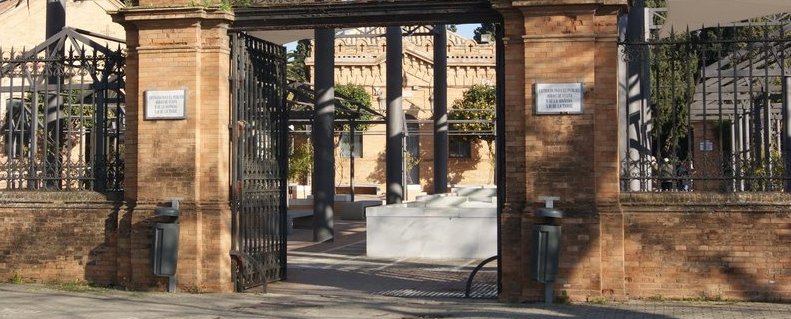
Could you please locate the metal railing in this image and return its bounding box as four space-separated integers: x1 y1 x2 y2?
0 28 125 192
620 22 791 192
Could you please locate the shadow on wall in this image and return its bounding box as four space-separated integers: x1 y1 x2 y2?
367 144 483 193
447 139 483 185
621 202 791 302
100 202 174 291
83 201 123 287
0 194 121 286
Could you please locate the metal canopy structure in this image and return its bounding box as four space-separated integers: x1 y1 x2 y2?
232 0 500 30
690 31 791 119
659 0 791 36
287 81 385 122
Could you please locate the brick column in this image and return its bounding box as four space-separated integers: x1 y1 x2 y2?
494 4 528 302
493 0 628 302
112 7 234 292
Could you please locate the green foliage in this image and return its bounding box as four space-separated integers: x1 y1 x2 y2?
555 290 570 304
650 35 698 155
187 0 253 11
586 296 608 305
288 140 313 184
404 150 421 181
741 149 786 191
449 84 496 180
473 23 496 44
287 40 312 82
218 0 233 11
0 90 108 161
9 270 22 284
54 281 97 293
334 84 375 133
284 83 375 185
645 1 790 163
449 84 495 144
188 0 213 8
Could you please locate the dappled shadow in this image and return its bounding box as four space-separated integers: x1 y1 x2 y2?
1 282 751 319
448 139 485 185
0 192 121 286
366 151 386 184
621 194 791 302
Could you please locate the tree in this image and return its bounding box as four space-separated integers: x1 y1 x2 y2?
288 140 313 184
286 84 377 183
642 0 698 159
333 84 376 132
449 84 496 179
287 40 311 82
473 23 496 44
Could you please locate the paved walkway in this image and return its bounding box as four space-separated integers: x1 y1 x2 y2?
1 216 789 318
2 282 789 319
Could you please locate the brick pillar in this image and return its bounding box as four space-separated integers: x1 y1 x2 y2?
495 4 528 302
112 7 234 292
493 0 628 302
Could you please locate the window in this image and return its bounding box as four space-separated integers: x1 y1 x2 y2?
449 137 471 158
339 133 362 158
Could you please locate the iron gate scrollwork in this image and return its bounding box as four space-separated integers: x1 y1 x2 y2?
229 32 288 291
0 28 125 192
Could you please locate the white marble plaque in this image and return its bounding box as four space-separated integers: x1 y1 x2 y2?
145 90 187 120
535 83 583 114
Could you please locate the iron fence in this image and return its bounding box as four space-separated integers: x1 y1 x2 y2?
0 28 125 192
620 22 791 192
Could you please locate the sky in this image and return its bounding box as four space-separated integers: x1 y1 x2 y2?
284 23 480 52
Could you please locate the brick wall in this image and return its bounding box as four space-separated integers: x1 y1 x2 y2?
621 193 791 301
0 192 120 285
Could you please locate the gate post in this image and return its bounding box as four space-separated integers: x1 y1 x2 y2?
112 7 235 292
491 0 629 302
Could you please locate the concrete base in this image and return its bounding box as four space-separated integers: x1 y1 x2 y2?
366 194 496 259
338 200 384 220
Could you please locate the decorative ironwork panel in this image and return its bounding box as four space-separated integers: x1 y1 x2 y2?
619 22 791 192
230 32 288 292
0 28 125 192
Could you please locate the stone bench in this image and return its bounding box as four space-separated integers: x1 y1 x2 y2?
338 200 383 220
287 209 313 234
336 184 380 195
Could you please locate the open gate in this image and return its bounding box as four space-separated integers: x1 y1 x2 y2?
229 32 288 291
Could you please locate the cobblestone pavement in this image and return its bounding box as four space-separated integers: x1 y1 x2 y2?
1 218 788 319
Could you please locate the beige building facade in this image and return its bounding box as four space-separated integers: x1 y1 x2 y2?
0 0 125 49
305 27 497 193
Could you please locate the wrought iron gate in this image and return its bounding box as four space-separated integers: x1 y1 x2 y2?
229 32 288 291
